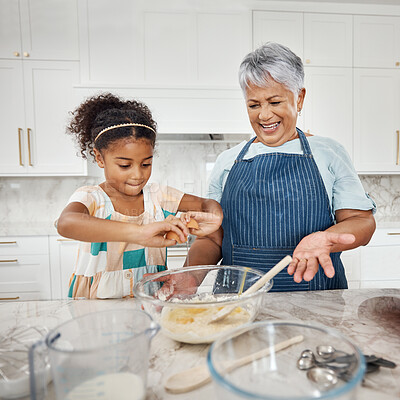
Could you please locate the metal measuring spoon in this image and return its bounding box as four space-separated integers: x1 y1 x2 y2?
316 345 349 360
307 367 338 391
297 350 351 373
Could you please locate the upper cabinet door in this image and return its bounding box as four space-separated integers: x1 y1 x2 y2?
354 68 400 173
304 13 352 67
197 12 250 87
0 0 22 59
0 60 26 174
18 0 79 60
80 0 250 86
23 61 86 175
252 11 303 59
303 67 353 159
354 15 400 68
143 11 195 85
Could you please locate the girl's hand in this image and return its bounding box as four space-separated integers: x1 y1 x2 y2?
288 231 355 283
180 211 223 237
135 217 189 248
142 272 200 302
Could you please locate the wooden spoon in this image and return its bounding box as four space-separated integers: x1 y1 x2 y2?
208 255 292 324
164 334 303 394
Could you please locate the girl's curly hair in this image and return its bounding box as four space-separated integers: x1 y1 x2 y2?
67 93 157 159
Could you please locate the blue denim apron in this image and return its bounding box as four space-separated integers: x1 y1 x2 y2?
219 128 347 292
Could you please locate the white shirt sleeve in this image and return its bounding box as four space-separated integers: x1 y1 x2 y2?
318 138 377 214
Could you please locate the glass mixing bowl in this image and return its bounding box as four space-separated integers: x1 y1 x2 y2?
207 321 365 399
133 265 273 344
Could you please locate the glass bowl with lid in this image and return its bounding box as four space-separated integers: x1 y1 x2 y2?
207 320 366 399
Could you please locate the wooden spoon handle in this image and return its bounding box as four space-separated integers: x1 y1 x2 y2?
243 255 293 295
164 334 304 394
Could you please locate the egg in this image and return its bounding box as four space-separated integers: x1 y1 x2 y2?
166 218 199 243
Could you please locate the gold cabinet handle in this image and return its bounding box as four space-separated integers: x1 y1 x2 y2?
168 254 187 258
57 238 75 242
397 130 399 166
27 128 33 166
18 128 24 166
23 52 29 57
0 297 20 300
305 59 311 64
396 61 400 67
14 51 20 57
0 259 18 263
0 241 17 244
387 232 400 235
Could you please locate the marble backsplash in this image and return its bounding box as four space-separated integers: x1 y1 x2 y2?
0 141 400 234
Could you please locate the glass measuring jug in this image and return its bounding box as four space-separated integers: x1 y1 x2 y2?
28 309 159 400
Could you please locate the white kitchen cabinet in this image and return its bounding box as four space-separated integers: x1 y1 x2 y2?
0 236 51 300
252 11 303 58
360 228 400 288
353 68 400 173
49 236 78 299
79 0 250 87
303 67 353 158
0 0 79 61
0 60 86 176
341 248 361 289
354 15 400 69
303 13 352 67
166 247 188 270
253 11 352 67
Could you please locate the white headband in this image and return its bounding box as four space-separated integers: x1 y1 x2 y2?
94 123 156 142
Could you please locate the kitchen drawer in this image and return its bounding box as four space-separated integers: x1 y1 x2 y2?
360 245 400 281
360 280 400 289
341 248 361 281
367 229 400 246
0 292 47 301
0 255 51 299
0 236 49 256
167 247 188 270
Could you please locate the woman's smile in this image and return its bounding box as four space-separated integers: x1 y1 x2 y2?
259 121 281 133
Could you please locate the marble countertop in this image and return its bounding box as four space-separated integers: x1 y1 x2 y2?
1 288 399 399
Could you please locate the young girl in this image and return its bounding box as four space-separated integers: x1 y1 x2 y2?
57 93 223 299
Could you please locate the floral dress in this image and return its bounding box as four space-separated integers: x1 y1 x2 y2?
66 183 184 299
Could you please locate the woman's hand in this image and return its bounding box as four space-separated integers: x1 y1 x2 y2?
287 231 355 283
135 216 189 248
180 211 223 237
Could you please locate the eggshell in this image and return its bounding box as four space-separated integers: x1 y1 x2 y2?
187 218 199 229
166 231 184 244
166 218 199 243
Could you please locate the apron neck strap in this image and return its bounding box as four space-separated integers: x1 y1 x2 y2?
235 128 312 161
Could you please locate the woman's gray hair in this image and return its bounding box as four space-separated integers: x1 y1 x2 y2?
239 42 304 96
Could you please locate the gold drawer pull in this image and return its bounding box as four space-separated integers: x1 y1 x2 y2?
0 259 18 263
57 238 75 242
0 241 17 245
387 232 400 236
0 296 20 300
27 128 33 166
18 128 24 166
168 254 187 258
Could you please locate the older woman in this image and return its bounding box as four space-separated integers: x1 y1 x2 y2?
187 42 376 291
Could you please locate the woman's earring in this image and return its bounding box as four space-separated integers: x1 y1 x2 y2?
298 109 302 116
